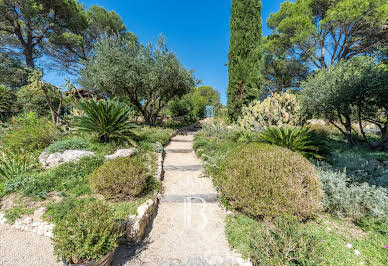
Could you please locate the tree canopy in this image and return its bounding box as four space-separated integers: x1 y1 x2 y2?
262 40 310 93
80 35 196 125
0 0 85 68
267 0 388 69
45 5 126 72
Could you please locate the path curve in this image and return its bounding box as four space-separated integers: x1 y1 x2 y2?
0 223 60 266
113 132 249 266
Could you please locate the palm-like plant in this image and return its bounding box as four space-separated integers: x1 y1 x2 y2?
0 151 34 181
73 99 137 143
258 127 328 160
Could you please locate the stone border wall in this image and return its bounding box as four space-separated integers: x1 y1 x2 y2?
0 151 165 240
124 150 164 242
0 209 54 238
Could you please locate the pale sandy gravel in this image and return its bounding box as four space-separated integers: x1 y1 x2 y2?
113 133 250 266
0 223 60 266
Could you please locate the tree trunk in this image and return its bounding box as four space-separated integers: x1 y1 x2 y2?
345 115 355 145
357 106 371 147
378 121 388 151
24 47 35 68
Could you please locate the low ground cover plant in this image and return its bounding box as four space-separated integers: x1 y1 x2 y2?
53 198 121 264
249 216 322 265
217 143 322 220
226 214 388 265
4 156 104 199
135 126 175 146
0 151 35 181
318 165 388 221
4 204 35 224
1 112 58 151
89 156 148 200
46 138 91 153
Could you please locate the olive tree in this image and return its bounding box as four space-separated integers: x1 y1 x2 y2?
80 35 196 125
301 56 388 148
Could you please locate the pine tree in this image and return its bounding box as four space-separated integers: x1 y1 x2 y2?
227 0 263 121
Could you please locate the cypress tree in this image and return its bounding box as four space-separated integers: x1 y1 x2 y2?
227 0 263 121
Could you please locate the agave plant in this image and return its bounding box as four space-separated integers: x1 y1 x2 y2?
73 99 137 144
0 151 34 181
258 127 328 160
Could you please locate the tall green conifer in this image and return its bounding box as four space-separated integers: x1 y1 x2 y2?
227 0 263 121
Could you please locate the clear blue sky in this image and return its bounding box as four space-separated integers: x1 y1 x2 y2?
44 0 287 105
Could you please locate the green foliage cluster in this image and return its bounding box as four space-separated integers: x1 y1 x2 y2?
258 126 328 159
217 143 322 219
0 183 5 198
226 214 388 265
1 113 58 152
191 86 220 118
266 0 387 70
249 216 322 265
317 166 388 221
15 79 61 118
168 95 196 122
89 156 148 201
194 121 262 178
0 151 35 181
355 217 388 236
0 85 17 119
135 127 175 146
0 0 126 72
239 90 303 130
167 85 221 121
52 198 121 264
0 53 30 89
46 138 91 154
227 0 263 121
329 148 388 188
74 99 137 144
4 156 104 199
301 56 388 147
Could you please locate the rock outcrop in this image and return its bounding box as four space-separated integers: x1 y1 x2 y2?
39 150 95 168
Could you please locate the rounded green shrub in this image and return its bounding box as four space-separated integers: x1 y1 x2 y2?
89 156 147 200
2 114 58 151
53 198 121 264
218 143 322 219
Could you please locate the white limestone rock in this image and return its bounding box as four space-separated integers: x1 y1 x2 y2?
104 148 136 161
40 150 95 168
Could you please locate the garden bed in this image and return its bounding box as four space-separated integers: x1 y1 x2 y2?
193 120 388 265
0 121 176 236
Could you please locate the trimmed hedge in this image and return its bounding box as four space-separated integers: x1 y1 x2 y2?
217 143 322 219
89 156 147 200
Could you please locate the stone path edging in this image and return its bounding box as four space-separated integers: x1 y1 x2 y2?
124 151 164 242
114 129 252 265
0 148 165 240
0 209 54 238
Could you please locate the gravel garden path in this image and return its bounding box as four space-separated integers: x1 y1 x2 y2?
113 132 249 266
0 223 60 266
